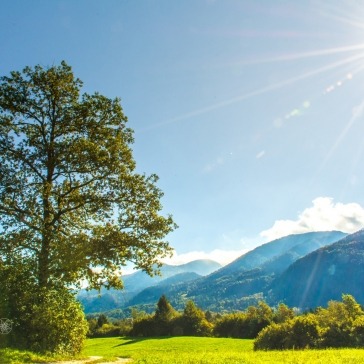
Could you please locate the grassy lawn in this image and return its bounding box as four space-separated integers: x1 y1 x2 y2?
83 336 364 364
4 337 364 363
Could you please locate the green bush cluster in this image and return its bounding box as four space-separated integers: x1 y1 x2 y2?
213 302 295 339
131 295 213 337
87 296 294 340
254 294 364 350
87 314 133 337
0 264 88 355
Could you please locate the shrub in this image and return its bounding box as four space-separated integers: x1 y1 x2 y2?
254 322 290 350
0 268 88 356
214 301 273 339
130 315 156 337
254 315 320 350
27 288 88 355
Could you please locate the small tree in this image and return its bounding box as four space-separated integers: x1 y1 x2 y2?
155 295 177 322
154 295 177 336
181 300 212 336
97 314 109 328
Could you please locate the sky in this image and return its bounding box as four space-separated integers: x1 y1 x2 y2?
2 0 364 266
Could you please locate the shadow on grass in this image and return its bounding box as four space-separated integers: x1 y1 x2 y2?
113 336 170 347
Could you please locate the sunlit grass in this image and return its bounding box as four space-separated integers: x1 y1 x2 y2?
3 337 364 363
83 336 364 364
0 347 77 364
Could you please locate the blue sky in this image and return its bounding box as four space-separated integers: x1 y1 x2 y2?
3 0 364 265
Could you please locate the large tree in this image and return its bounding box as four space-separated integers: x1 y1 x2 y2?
0 61 176 291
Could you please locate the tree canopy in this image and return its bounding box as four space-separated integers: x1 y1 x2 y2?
0 61 176 291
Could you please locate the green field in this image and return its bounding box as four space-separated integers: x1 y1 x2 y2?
83 337 364 364
3 337 364 363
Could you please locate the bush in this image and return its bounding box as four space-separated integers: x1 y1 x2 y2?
0 268 88 356
26 288 88 355
352 316 364 347
214 301 273 339
130 315 156 337
254 322 290 350
254 315 320 350
214 313 246 338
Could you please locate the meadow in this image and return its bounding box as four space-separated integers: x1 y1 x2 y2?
83 336 364 364
4 336 364 363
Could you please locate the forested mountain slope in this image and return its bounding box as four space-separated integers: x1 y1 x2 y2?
78 259 221 313
128 231 346 311
270 229 364 309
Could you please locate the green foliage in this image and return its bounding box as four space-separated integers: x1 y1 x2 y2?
130 314 156 337
97 314 109 328
26 288 88 355
155 295 177 322
179 300 213 336
254 294 364 350
0 271 88 354
0 347 69 363
130 296 213 337
214 301 274 339
0 280 88 355
274 303 295 323
0 61 176 353
0 61 176 291
255 314 321 350
214 312 247 338
86 314 132 338
153 295 178 336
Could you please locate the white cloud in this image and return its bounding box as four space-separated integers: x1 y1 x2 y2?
256 150 265 159
260 197 364 241
161 248 248 266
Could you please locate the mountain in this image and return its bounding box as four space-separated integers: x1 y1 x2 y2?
78 259 221 313
270 229 364 309
122 259 221 294
127 231 346 311
210 231 346 279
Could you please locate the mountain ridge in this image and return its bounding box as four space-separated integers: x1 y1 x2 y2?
125 231 347 312
78 259 221 313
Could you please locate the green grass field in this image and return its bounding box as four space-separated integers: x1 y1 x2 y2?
4 337 364 363
83 336 364 364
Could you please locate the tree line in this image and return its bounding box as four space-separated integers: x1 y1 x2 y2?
88 294 364 350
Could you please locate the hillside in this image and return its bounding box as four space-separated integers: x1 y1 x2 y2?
127 231 346 311
210 231 346 279
270 229 364 309
78 259 221 313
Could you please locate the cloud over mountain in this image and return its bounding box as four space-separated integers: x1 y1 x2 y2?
161 248 249 266
260 197 364 241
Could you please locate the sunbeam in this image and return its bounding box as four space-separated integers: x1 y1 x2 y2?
319 2 364 32
139 51 364 132
317 97 364 175
299 250 323 309
230 43 364 66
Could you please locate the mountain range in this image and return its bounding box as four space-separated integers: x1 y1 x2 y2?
79 229 364 315
78 259 221 313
